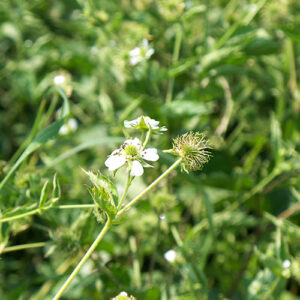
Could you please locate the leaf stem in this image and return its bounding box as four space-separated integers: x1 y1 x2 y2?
0 208 40 223
53 217 111 300
141 127 152 151
0 204 95 223
1 242 48 254
56 204 95 209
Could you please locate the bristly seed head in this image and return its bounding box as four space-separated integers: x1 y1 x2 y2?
170 131 211 173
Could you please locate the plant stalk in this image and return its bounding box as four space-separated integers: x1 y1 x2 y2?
53 217 111 300
1 242 48 254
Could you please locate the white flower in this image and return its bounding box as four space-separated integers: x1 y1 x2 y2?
164 249 177 263
59 118 78 135
282 259 291 269
105 138 159 176
53 75 66 85
159 214 166 220
124 116 167 132
129 39 155 66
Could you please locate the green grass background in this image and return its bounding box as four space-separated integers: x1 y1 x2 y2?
1 0 300 299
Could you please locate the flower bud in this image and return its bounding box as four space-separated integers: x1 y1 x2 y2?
52 70 72 97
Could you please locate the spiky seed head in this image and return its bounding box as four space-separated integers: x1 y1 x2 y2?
170 132 211 173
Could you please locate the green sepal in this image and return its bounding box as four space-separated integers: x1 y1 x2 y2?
51 173 61 204
83 169 119 220
39 180 49 209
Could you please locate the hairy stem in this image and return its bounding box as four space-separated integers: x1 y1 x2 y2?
53 217 111 300
0 204 95 223
141 127 152 151
1 242 48 254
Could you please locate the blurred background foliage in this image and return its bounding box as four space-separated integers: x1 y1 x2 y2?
1 0 300 299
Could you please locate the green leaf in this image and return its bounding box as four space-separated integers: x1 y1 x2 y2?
162 100 213 117
248 269 285 300
182 5 206 21
255 248 283 276
243 38 280 55
0 87 70 191
98 92 115 122
270 113 283 165
51 174 61 204
202 188 215 239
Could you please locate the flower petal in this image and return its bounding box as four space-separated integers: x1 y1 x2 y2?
124 137 141 147
142 148 159 161
145 48 154 58
105 155 126 171
129 47 141 56
129 54 142 66
130 160 144 176
124 119 138 128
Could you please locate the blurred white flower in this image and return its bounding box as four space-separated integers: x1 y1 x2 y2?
124 116 167 132
53 75 66 85
59 118 78 135
129 39 154 66
282 259 291 268
105 137 159 176
160 214 166 220
164 249 177 263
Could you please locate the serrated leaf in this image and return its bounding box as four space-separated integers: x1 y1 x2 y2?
84 170 118 219
83 169 119 207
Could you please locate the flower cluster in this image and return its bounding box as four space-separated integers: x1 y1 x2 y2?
129 39 154 66
59 118 78 135
52 70 72 97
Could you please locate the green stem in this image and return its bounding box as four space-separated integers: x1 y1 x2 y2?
117 171 131 210
42 93 59 128
141 127 152 151
0 204 95 223
53 217 111 300
0 208 40 223
53 157 183 298
166 24 183 104
117 158 182 217
1 242 48 254
56 204 95 209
